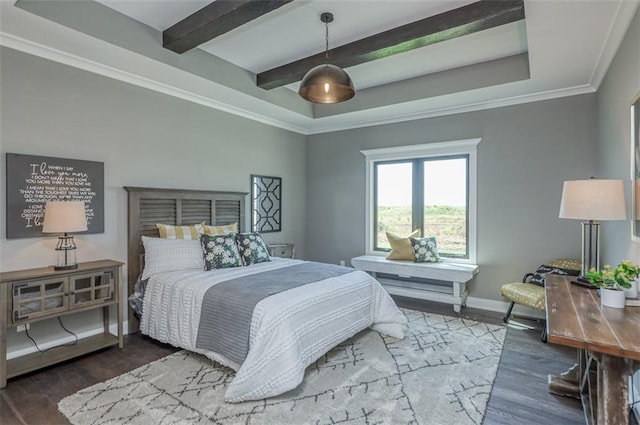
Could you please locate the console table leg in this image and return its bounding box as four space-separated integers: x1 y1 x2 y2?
597 354 636 425
548 355 581 399
103 305 109 335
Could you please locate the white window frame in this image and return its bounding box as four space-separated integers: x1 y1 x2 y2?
362 138 480 264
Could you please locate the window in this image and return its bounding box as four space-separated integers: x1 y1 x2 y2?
373 156 468 256
363 139 479 263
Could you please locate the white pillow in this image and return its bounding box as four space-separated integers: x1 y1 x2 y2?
141 236 204 280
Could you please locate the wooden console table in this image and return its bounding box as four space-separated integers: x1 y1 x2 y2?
0 260 124 388
545 275 640 424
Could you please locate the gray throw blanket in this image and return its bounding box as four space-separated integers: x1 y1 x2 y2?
195 262 353 365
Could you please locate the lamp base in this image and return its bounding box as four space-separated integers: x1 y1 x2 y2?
53 264 78 271
54 234 78 270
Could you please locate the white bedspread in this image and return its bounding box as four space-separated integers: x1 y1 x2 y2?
140 258 407 402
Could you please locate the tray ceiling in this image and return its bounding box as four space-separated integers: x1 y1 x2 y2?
1 0 638 134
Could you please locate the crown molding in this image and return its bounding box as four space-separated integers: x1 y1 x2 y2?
305 84 597 134
0 31 310 135
589 0 640 90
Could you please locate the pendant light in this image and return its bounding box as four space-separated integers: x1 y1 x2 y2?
298 12 355 104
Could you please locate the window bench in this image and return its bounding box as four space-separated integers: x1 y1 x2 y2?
351 255 479 313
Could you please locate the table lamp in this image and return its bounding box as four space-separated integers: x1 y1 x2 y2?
42 201 88 270
559 178 626 281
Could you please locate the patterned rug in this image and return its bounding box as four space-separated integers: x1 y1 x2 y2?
59 309 505 425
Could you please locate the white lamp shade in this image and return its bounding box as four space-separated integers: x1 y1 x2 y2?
559 179 626 221
42 201 88 233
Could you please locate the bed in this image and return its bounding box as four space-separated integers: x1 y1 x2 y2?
125 187 407 402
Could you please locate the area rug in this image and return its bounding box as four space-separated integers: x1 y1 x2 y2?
59 309 505 425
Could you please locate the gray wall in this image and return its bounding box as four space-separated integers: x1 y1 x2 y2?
596 6 640 265
0 47 306 353
306 95 598 301
595 5 640 398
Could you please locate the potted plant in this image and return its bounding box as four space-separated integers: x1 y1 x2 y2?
586 261 639 308
622 260 640 299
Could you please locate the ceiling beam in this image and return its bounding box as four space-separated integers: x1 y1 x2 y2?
164 0 294 54
257 0 525 90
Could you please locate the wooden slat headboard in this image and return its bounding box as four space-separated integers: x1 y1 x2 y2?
124 186 247 332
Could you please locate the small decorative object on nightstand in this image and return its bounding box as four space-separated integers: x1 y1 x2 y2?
268 243 295 259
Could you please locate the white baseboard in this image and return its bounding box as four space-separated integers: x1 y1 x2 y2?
7 320 129 360
466 297 546 320
391 287 546 320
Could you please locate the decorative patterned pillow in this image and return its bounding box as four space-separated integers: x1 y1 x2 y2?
410 236 442 263
236 232 271 266
141 237 204 280
529 265 580 287
201 234 243 270
156 222 203 240
386 229 421 260
202 222 238 236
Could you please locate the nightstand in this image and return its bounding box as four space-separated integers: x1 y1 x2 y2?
268 243 295 259
0 260 124 388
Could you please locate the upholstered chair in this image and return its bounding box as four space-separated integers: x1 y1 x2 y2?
501 258 581 341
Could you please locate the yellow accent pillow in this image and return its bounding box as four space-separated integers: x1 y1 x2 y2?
156 222 204 240
386 230 421 260
202 222 238 236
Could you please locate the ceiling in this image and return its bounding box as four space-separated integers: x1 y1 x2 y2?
1 0 638 134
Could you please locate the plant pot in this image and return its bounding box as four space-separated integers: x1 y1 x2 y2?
624 279 639 299
600 288 627 309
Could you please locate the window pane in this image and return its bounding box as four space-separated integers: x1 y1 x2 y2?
423 158 467 257
376 162 413 249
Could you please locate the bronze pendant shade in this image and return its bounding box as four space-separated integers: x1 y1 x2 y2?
298 13 355 104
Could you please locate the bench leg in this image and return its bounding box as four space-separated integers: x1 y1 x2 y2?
452 281 466 313
503 302 515 323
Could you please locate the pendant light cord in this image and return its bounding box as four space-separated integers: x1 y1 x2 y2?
325 20 329 60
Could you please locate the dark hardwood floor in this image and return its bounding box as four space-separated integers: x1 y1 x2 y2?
394 297 586 425
1 297 628 425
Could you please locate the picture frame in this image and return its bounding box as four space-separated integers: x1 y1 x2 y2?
251 175 281 233
631 93 640 241
5 153 105 239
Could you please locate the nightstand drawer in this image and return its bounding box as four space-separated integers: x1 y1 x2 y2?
268 243 295 259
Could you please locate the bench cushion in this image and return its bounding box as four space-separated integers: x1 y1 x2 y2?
501 282 546 311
